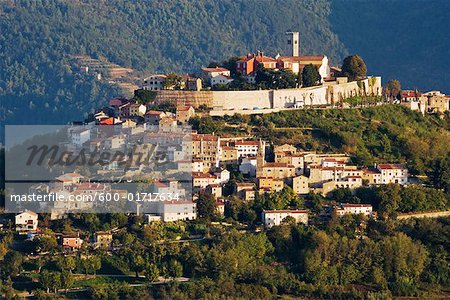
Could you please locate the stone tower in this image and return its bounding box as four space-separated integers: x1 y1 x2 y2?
285 31 299 57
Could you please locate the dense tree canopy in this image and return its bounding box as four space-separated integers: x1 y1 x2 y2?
301 64 321 87
341 55 367 81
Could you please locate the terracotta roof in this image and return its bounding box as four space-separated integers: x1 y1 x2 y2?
235 140 259 146
236 182 255 187
378 164 407 170
341 203 372 208
154 181 169 188
19 210 38 217
76 183 106 191
99 117 115 125
299 55 325 61
193 172 215 178
213 74 233 79
145 110 165 116
192 134 219 141
201 67 230 73
401 90 422 97
263 162 295 168
263 209 308 214
208 184 222 188
161 200 195 205
177 106 193 111
277 55 325 62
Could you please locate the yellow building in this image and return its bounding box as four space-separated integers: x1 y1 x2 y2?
220 146 239 165
321 176 363 196
176 106 195 124
257 162 295 179
190 133 220 171
206 184 222 199
94 231 113 248
258 177 284 193
292 175 309 194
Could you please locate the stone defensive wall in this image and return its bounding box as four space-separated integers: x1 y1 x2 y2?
153 77 382 110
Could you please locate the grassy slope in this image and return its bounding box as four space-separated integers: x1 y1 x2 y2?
249 106 449 173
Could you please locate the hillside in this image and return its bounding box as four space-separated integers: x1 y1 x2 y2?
190 105 450 175
331 0 450 92
1 0 449 142
0 0 346 139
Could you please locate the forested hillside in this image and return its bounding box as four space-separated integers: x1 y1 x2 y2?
0 0 345 138
1 0 449 140
331 0 450 92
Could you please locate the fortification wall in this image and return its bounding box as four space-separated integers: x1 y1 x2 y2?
211 90 272 110
272 86 328 108
153 77 381 110
154 90 214 107
327 76 382 104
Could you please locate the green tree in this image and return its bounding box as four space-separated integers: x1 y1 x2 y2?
60 270 73 293
3 251 23 277
144 263 160 282
40 270 52 293
129 252 145 278
341 55 367 81
301 64 321 87
167 260 183 279
196 192 217 221
429 155 450 193
164 72 184 90
386 79 401 102
88 255 102 276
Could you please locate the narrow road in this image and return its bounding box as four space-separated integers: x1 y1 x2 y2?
397 210 450 220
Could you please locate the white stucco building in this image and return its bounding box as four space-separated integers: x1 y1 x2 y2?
377 164 408 184
262 210 308 227
142 74 167 91
334 203 373 217
15 210 38 232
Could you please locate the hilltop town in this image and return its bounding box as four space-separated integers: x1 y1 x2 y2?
1 32 450 299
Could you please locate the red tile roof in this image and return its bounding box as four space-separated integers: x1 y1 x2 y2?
377 164 407 170
401 90 422 98
76 183 106 191
145 110 165 116
177 106 193 111
201 67 230 73
263 209 308 214
235 140 259 146
342 203 372 208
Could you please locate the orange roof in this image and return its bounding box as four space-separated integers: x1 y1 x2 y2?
263 209 308 214
146 110 165 116
235 140 259 146
277 55 324 62
236 182 255 187
76 183 106 191
192 134 219 141
263 162 295 168
401 90 422 97
177 106 193 111
378 164 407 170
154 181 169 188
99 117 115 125
341 203 372 208
161 200 195 205
193 172 215 178
201 67 229 73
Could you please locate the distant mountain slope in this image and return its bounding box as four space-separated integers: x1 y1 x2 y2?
0 0 347 137
331 0 450 92
2 0 449 140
